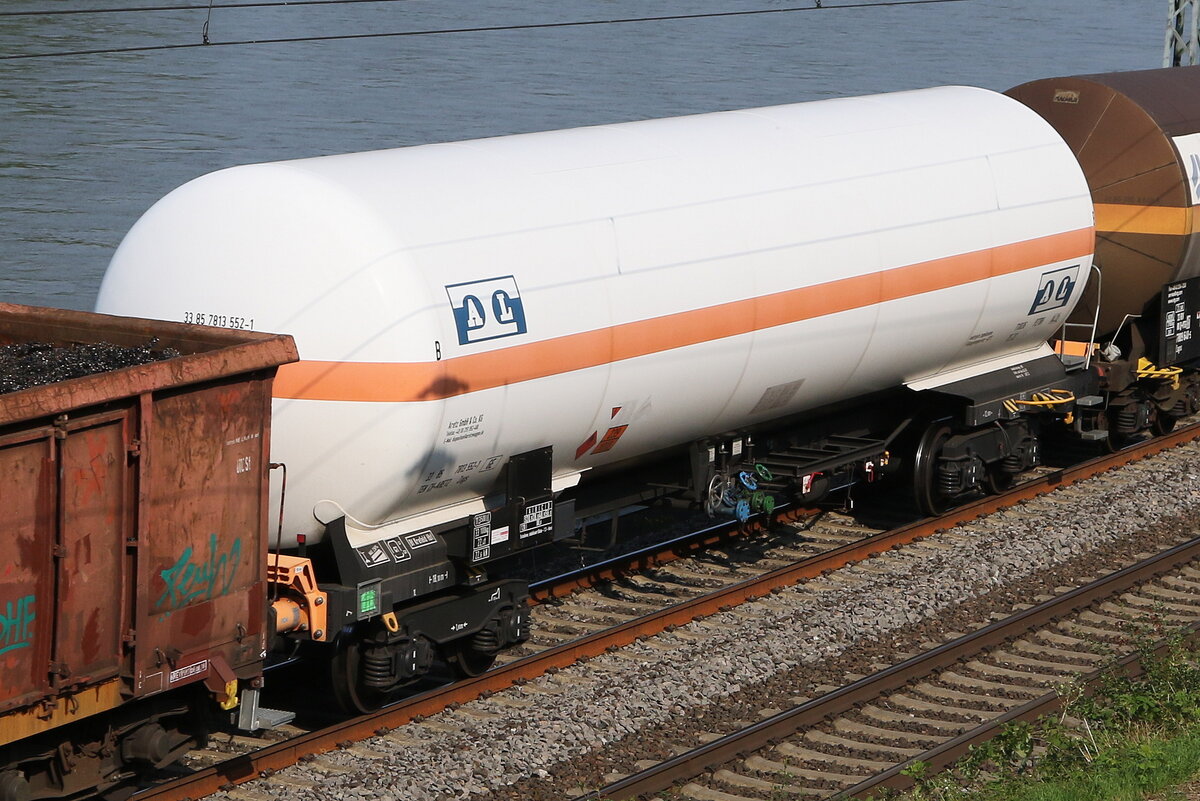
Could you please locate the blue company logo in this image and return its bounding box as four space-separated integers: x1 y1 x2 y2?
445 276 528 345
1029 265 1079 315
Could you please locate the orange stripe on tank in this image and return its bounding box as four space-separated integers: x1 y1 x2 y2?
1094 203 1197 237
273 227 1094 403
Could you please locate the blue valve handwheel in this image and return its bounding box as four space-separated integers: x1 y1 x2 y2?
735 499 751 522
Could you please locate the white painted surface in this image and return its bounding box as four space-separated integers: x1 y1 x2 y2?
96 86 1093 544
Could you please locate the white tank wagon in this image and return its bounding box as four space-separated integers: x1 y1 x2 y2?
99 86 1092 539
96 85 1095 708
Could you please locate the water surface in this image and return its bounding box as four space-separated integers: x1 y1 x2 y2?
0 0 1163 310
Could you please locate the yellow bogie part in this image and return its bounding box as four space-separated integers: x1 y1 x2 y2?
218 679 238 711
1136 357 1182 389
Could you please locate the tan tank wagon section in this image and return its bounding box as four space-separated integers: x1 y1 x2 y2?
1008 65 1200 345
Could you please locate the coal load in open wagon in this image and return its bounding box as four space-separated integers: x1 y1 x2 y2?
0 339 181 393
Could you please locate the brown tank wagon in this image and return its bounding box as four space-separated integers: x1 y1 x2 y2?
1007 65 1200 358
0 303 297 801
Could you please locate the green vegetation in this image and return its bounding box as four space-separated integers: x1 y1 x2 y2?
888 622 1200 801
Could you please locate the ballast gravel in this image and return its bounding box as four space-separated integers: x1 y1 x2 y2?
225 441 1200 801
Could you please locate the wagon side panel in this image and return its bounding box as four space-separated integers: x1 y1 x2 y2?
133 376 271 697
53 410 135 689
0 431 56 714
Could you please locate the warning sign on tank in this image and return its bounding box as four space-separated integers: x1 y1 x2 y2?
1159 277 1200 366
357 536 414 568
471 511 492 563
519 499 553 539
356 541 392 569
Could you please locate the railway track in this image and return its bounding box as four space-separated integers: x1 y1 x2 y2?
584 538 1200 801
133 421 1200 801
509 509 896 667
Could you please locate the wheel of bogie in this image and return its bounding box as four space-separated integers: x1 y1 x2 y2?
0 771 30 801
1152 409 1179 436
330 636 388 714
912 422 952 516
1103 419 1133 453
444 640 497 679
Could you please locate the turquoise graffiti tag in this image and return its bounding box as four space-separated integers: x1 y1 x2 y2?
0 595 36 656
156 534 242 611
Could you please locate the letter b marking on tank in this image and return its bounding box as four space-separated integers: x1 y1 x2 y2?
445 276 528 345
1029 265 1079 315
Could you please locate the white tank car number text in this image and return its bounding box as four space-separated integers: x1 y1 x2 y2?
183 311 255 330
416 454 503 495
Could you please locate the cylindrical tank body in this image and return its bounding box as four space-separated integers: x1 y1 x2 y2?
1007 65 1200 339
96 86 1093 546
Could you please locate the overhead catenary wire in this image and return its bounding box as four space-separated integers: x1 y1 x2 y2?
0 0 971 60
0 0 421 16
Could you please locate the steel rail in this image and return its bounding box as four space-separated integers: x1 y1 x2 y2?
135 421 1200 800
575 535 1200 801
839 620 1200 798
528 504 815 601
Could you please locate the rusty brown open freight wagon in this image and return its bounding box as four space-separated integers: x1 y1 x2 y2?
0 302 297 800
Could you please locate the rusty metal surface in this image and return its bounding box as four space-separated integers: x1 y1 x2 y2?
1006 67 1200 337
54 411 132 691
0 679 125 749
0 302 296 739
0 302 298 427
0 429 55 715
582 538 1200 801
132 421 1200 801
135 380 273 696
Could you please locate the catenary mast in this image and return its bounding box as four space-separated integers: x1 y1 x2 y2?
1166 0 1200 66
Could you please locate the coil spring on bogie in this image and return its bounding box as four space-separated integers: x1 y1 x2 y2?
936 464 959 495
471 626 502 654
1000 453 1023 474
1116 405 1141 433
361 645 396 688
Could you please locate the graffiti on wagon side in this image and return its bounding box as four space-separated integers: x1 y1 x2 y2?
155 534 242 612
0 595 36 656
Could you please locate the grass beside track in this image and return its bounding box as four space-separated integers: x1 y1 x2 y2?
892 623 1200 801
915 728 1200 801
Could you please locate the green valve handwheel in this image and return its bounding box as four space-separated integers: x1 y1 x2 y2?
755 463 774 481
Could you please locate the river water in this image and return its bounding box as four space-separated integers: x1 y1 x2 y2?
0 0 1165 311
